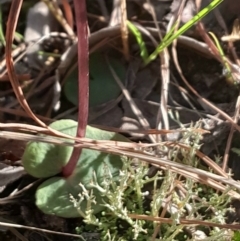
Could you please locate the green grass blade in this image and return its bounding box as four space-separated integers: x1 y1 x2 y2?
145 0 223 65
208 31 232 76
127 20 149 64
0 5 6 46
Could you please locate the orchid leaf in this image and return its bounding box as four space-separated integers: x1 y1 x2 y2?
22 119 129 217
64 52 125 107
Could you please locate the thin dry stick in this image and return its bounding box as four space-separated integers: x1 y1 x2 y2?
5 75 55 110
132 24 204 125
53 106 77 120
0 74 30 82
0 129 143 149
0 43 26 76
151 183 175 241
61 0 74 29
70 142 240 196
109 0 121 26
62 25 216 75
5 1 94 145
151 224 161 241
0 180 41 204
0 107 52 122
159 0 186 131
106 56 157 143
170 73 200 115
41 0 75 37
128 214 240 230
0 221 84 239
169 0 200 118
5 0 47 127
1 127 240 197
160 163 237 197
8 227 29 241
222 94 240 171
159 28 170 131
90 124 208 135
166 142 229 178
120 0 129 61
146 0 170 131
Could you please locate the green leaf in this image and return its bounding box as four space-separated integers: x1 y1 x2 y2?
35 147 122 217
232 147 240 156
22 119 77 178
233 231 240 241
22 119 129 217
127 21 149 64
64 52 125 107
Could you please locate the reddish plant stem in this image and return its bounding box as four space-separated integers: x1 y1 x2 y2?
62 0 89 177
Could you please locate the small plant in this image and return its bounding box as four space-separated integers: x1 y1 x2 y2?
68 125 233 240
64 52 126 108
22 119 129 217
73 158 151 240
128 0 223 65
